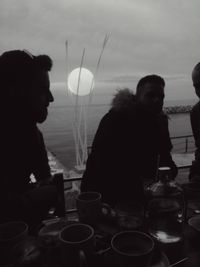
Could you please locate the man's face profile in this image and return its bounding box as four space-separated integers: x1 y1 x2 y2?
137 82 165 114
29 70 54 123
192 69 200 99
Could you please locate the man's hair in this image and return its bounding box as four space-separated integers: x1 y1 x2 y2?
193 62 200 73
0 50 52 97
136 74 165 96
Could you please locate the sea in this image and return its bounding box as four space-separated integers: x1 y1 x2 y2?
39 86 198 171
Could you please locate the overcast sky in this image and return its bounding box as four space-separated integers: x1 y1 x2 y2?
1 0 200 100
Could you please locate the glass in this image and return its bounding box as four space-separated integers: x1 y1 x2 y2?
114 202 144 230
145 167 185 243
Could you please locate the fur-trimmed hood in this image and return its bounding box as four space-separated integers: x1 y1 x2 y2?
111 88 136 111
110 88 167 118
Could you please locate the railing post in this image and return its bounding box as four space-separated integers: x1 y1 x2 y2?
185 138 188 153
53 172 66 217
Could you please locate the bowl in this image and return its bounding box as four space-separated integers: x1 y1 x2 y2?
0 221 28 265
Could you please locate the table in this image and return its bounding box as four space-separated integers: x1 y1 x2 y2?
157 223 200 266
66 211 200 267
16 210 198 267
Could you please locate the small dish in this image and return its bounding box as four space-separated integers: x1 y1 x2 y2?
188 215 200 232
150 252 170 267
103 248 170 267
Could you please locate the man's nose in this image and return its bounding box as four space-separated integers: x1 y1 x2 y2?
48 90 54 102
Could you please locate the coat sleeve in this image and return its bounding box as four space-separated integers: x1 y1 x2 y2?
81 111 144 206
189 104 200 179
190 104 200 159
81 113 114 192
159 115 178 179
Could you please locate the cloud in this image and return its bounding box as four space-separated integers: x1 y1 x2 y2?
0 0 200 100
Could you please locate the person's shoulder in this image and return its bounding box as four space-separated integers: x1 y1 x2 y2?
111 88 136 111
191 101 200 112
97 111 115 128
190 101 200 118
157 111 169 123
98 107 134 132
99 109 123 125
160 110 168 118
97 89 137 128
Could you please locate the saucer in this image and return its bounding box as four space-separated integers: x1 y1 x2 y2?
149 252 170 267
103 248 170 267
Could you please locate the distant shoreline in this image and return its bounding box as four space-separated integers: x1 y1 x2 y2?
164 105 193 114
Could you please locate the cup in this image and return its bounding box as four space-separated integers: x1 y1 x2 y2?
115 202 144 230
0 221 28 265
76 191 112 226
111 231 154 267
59 223 95 267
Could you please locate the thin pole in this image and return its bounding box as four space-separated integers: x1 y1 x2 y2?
74 49 85 167
83 104 88 164
89 34 110 104
84 34 109 159
65 41 70 96
65 41 79 165
75 48 85 107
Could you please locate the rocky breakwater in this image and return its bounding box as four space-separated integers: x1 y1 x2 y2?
164 105 193 114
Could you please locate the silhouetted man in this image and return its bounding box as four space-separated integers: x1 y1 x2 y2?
0 50 57 231
189 63 200 181
81 75 177 207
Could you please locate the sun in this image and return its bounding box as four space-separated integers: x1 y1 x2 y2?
68 67 94 96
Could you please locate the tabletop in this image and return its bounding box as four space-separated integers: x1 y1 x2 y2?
65 211 200 267
8 210 200 267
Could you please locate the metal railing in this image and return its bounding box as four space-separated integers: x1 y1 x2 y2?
62 135 195 214
69 134 194 180
63 163 192 215
87 134 194 155
171 134 194 153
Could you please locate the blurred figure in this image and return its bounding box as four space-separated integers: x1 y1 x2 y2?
189 63 200 181
0 50 57 231
81 75 177 207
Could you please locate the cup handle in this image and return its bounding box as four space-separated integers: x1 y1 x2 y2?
79 249 86 267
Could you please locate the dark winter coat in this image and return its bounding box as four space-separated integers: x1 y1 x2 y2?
81 89 177 207
189 101 200 179
1 105 51 197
